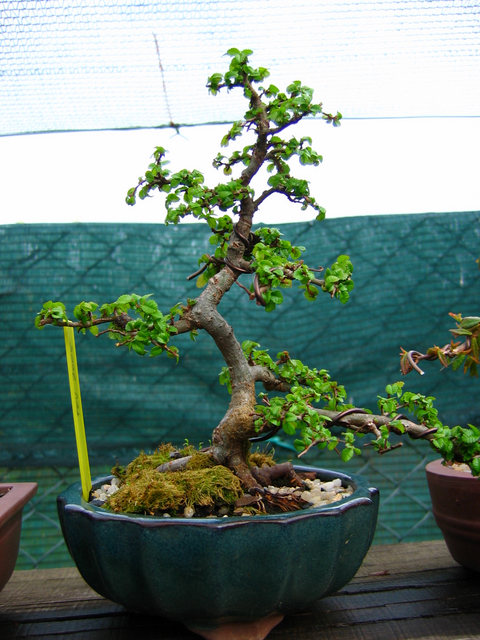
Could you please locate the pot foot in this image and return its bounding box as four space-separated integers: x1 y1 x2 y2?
186 613 284 640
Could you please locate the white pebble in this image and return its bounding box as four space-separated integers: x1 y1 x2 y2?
106 484 119 496
320 479 342 492
184 506 195 518
310 496 328 507
301 477 353 508
111 477 121 487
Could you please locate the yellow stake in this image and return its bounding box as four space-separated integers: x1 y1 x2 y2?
64 327 92 501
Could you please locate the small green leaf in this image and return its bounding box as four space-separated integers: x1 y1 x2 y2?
282 420 297 436
196 272 209 288
132 342 146 356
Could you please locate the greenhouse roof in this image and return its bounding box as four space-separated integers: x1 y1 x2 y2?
1 0 479 137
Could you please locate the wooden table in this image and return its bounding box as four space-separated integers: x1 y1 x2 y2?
1 540 479 639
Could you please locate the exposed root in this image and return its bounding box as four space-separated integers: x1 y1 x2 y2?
233 488 310 515
251 461 307 487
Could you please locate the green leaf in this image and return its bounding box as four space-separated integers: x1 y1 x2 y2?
282 420 297 436
132 342 146 356
451 328 472 336
294 439 305 452
196 272 209 288
471 458 480 476
468 424 480 437
341 448 354 462
242 340 260 354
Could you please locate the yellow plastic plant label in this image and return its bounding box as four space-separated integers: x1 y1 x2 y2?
64 326 92 501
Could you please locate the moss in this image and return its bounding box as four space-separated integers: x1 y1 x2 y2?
186 451 216 470
112 444 176 480
107 468 185 514
105 444 279 517
179 443 197 457
178 466 243 508
248 449 276 468
106 446 243 516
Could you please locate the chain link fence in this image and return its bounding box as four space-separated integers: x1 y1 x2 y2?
1 211 479 569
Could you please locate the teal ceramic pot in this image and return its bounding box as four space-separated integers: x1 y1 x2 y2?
57 466 378 627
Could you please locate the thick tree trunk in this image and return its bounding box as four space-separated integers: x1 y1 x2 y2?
189 234 262 490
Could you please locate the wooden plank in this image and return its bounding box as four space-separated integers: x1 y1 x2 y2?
274 613 480 640
1 541 479 640
339 566 478 598
3 585 480 638
319 581 480 613
0 567 101 609
5 568 479 624
353 539 458 578
3 610 480 640
1 611 195 640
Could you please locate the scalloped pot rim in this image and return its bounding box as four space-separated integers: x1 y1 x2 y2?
61 465 379 526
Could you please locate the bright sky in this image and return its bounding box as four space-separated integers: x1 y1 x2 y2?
1 116 479 225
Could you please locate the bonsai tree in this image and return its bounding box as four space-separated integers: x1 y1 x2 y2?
36 49 480 515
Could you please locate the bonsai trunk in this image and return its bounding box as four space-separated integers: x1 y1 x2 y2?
187 205 266 491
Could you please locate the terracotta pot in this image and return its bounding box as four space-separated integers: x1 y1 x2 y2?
58 466 378 639
426 459 480 572
0 482 38 591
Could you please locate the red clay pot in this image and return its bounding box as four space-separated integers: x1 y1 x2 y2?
0 482 38 591
426 459 480 572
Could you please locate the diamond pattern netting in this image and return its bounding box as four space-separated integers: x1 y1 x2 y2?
1 210 479 567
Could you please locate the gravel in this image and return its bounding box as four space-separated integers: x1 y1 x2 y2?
88 475 354 514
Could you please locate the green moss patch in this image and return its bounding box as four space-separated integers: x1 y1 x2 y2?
105 444 279 517
107 447 243 516
248 449 276 468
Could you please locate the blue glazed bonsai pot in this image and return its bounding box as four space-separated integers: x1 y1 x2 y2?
57 466 378 629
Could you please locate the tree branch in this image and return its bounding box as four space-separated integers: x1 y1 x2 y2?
247 365 439 444
268 113 307 137
253 187 284 210
251 365 291 392
38 313 132 330
314 408 438 443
